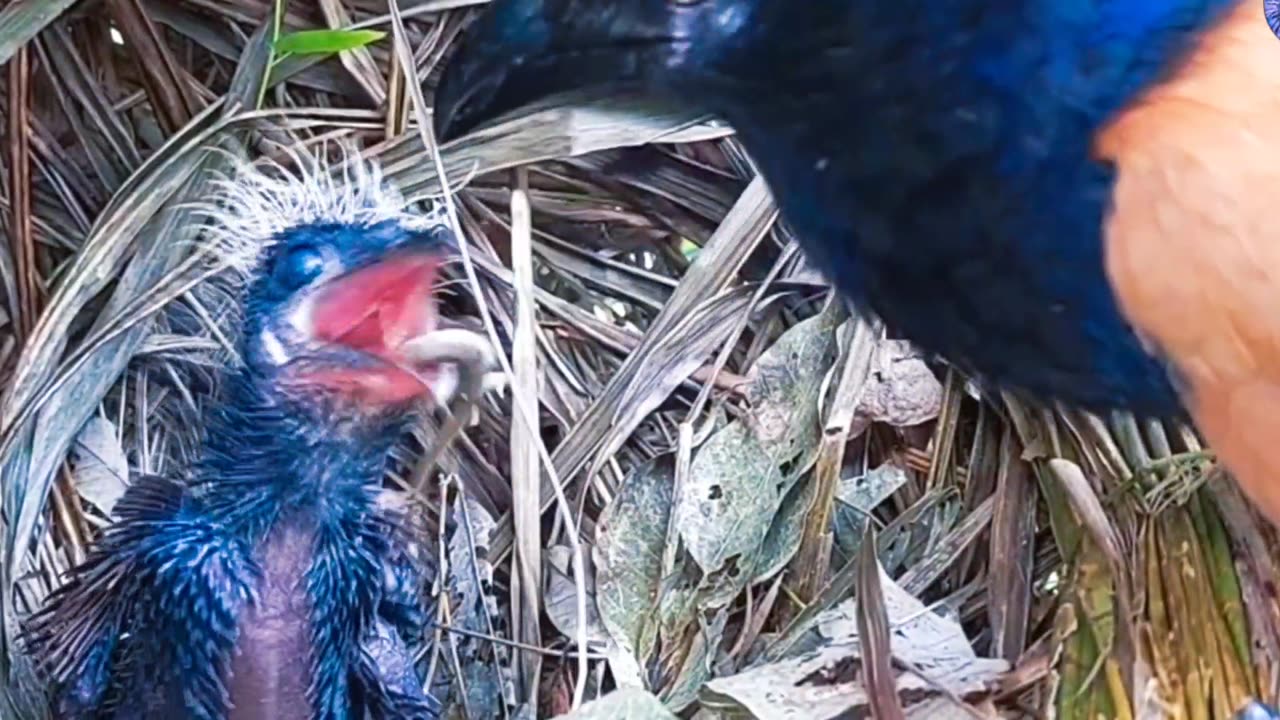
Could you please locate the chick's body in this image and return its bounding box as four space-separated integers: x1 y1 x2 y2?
25 161 472 720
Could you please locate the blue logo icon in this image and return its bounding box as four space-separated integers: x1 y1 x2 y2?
1268 0 1280 38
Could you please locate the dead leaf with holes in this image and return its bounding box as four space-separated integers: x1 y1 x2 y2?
849 340 944 437
675 302 842 582
703 563 1007 719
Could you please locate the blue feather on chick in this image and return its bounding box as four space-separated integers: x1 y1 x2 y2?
24 153 484 720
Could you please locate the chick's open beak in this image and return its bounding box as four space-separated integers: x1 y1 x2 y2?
304 252 501 407
309 251 439 362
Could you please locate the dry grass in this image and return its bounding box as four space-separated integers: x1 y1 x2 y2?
0 2 1277 718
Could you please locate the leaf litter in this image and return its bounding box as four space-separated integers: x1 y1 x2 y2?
0 3 1272 719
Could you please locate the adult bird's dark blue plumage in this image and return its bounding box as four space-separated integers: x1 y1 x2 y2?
432 0 1280 525
24 157 494 719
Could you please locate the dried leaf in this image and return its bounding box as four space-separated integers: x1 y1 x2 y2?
1047 458 1123 567
839 461 912 510
833 461 911 557
448 495 514 717
595 456 677 675
752 468 819 582
987 430 1035 660
676 303 841 575
705 564 1007 718
857 530 907 720
545 545 608 646
69 416 129 516
508 169 543 702
853 340 944 432
449 495 499 634
659 610 728 711
675 422 772 576
0 0 78 66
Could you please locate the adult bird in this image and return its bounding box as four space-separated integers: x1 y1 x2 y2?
433 0 1280 525
24 156 496 719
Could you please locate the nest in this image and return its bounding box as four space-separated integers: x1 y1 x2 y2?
0 2 1275 718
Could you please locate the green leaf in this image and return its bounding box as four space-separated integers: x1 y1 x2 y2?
274 29 386 55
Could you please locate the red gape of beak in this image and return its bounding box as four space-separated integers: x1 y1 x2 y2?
303 252 444 404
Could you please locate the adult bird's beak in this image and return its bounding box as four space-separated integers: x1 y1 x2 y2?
433 1 676 141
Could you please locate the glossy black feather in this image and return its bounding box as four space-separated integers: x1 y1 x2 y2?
433 0 1241 418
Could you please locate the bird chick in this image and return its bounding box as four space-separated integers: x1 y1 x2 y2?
25 153 496 719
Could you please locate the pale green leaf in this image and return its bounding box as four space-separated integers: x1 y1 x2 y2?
275 29 386 55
